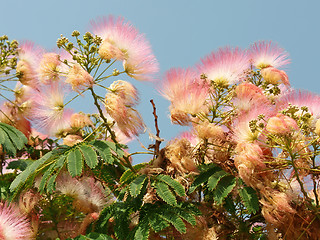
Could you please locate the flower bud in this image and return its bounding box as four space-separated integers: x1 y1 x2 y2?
260 67 289 85
70 113 93 129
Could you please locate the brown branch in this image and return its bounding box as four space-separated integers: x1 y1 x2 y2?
150 99 161 157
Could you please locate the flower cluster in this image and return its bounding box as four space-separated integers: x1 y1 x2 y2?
1 15 320 240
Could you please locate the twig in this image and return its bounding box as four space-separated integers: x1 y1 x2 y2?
150 99 161 158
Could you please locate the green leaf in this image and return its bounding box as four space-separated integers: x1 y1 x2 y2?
106 141 126 158
178 209 196 226
148 212 170 233
46 173 58 193
38 163 57 193
239 186 260 214
120 163 147 184
71 232 114 240
67 148 83 177
129 174 147 197
155 181 177 206
0 123 27 156
10 151 54 191
79 144 98 169
160 210 186 234
134 221 150 240
208 170 229 191
213 175 236 205
90 140 113 164
0 123 27 149
7 159 28 171
189 165 220 193
0 128 16 156
156 174 185 197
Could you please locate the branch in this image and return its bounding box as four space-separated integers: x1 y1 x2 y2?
150 99 161 157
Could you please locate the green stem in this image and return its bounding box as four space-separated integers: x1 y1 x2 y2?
89 87 117 143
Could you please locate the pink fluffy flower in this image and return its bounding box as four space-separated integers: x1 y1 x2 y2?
249 41 290 69
38 52 62 84
16 41 43 88
161 68 209 115
233 105 275 143
198 47 250 86
233 82 270 114
276 90 320 119
65 63 94 93
30 83 73 136
90 16 159 81
0 202 32 240
266 113 299 135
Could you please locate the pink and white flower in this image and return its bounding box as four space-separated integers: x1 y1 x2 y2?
198 47 250 86
16 42 43 88
30 83 73 136
249 41 290 69
90 16 159 80
0 202 32 240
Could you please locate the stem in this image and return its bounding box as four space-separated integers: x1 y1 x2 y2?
89 87 117 143
150 99 161 158
311 144 319 206
95 59 117 80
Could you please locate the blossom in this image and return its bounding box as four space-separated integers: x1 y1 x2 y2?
276 90 320 119
65 63 94 93
30 83 73 136
249 41 290 69
233 106 275 143
0 202 32 240
260 66 289 85
234 142 266 170
16 42 43 88
161 68 209 115
109 80 139 106
90 16 159 80
232 82 270 114
198 47 250 86
38 52 61 84
56 173 112 213
194 121 225 140
63 134 83 146
266 113 299 135
70 112 93 129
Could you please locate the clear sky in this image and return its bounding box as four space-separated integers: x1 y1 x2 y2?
2 0 320 163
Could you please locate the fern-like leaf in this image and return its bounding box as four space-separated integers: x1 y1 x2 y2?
79 144 98 169
239 186 260 214
129 174 147 197
213 175 236 205
148 211 170 233
0 123 27 156
208 170 229 191
89 140 113 164
134 220 150 240
156 174 185 197
10 151 55 192
155 182 177 206
189 165 220 193
120 163 148 184
67 148 83 177
160 209 186 234
71 232 114 240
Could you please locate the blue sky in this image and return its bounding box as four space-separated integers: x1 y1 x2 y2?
2 0 320 163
